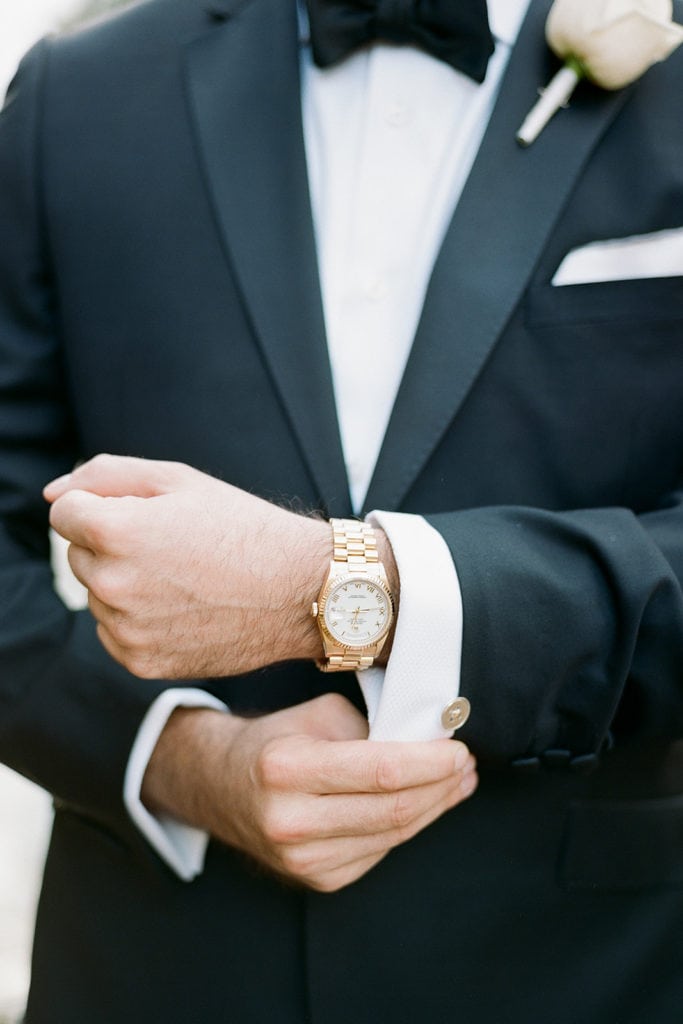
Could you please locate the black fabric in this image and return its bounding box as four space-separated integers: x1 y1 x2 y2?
305 0 495 80
0 0 681 1020
560 793 683 888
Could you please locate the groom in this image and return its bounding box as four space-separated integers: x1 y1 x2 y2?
1 0 682 1021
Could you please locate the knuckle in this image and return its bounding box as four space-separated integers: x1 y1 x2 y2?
278 845 316 878
389 791 414 832
91 567 126 607
311 860 376 893
125 651 158 680
316 692 351 716
260 804 284 843
100 507 134 551
152 459 195 492
310 875 345 894
88 453 116 473
106 615 139 650
82 514 117 553
66 542 87 579
257 740 295 790
261 804 301 846
169 460 196 483
373 752 402 793
458 771 479 802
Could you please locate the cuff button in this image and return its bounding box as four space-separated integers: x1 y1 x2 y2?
569 753 600 775
441 697 471 731
542 749 571 769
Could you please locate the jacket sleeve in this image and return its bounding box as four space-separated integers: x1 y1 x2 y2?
0 42 171 851
426 493 683 766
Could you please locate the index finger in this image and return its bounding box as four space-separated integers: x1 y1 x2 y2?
273 736 472 795
43 453 189 501
49 489 112 551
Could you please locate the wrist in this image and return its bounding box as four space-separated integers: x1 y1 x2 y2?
141 706 242 824
268 513 331 663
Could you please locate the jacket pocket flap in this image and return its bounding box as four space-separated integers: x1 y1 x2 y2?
560 794 683 889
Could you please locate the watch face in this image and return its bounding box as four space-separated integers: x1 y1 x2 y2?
323 577 392 648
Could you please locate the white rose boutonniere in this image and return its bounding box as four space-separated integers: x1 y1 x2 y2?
517 0 683 146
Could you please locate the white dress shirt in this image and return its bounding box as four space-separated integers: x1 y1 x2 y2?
124 0 533 879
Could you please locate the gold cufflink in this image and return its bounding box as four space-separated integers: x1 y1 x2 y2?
441 697 471 731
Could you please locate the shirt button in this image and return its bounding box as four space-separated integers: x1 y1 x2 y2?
441 697 471 731
363 277 390 301
384 102 411 127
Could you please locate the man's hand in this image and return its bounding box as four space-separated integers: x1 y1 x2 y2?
143 694 478 893
45 454 365 679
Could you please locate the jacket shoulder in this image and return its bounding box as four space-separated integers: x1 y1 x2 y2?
48 0 211 70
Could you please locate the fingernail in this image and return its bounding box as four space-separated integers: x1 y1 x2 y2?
453 743 469 772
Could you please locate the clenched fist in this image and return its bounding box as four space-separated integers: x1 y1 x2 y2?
45 454 357 678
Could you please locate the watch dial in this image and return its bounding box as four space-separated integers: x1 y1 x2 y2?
323 578 391 647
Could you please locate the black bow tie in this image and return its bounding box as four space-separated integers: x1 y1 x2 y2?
305 0 495 83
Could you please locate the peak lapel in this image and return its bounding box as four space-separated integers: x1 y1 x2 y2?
363 0 632 514
185 0 351 514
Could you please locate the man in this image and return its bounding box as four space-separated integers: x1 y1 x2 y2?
1 0 682 1021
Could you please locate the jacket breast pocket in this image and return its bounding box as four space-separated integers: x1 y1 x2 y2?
524 276 683 329
559 794 683 889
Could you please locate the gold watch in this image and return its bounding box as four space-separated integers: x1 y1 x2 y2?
312 518 395 672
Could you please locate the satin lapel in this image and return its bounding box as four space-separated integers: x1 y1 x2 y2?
362 0 632 514
185 0 351 514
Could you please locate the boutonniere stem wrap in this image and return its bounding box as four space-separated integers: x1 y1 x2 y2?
516 0 683 146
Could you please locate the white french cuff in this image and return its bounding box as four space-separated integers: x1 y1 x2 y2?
124 687 229 881
358 511 464 741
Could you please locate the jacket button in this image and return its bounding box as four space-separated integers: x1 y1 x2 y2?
441 697 471 731
569 753 600 775
542 749 572 769
510 756 541 774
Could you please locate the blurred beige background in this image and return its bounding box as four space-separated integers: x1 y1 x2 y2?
1 0 80 95
0 3 122 1019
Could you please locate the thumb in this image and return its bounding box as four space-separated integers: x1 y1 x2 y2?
44 454 194 502
292 693 370 742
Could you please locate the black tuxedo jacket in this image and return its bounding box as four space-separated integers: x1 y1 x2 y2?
0 0 682 1020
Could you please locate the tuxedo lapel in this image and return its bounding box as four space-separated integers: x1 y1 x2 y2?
362 0 632 514
185 0 351 514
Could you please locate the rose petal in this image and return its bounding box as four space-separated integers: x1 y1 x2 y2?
546 0 678 60
582 11 683 88
546 0 601 51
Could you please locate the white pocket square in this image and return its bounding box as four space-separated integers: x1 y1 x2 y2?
552 227 683 286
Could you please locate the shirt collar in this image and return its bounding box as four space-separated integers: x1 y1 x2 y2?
487 0 533 47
